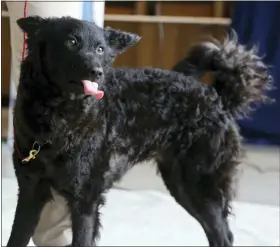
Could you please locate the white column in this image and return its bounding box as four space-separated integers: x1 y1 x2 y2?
92 1 105 28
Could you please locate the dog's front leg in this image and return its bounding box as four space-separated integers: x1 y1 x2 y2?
69 196 103 247
7 178 51 247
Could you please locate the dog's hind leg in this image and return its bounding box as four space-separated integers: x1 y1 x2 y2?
7 173 52 247
157 159 234 247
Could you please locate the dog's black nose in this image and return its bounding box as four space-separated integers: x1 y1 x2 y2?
91 67 103 80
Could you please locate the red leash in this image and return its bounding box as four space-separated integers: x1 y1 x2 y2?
14 0 28 160
22 0 28 60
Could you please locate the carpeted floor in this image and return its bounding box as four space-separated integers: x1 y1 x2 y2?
2 177 280 246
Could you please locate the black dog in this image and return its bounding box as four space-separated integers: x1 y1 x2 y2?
8 16 272 247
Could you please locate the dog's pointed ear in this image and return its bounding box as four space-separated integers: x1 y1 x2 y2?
104 27 141 53
17 16 44 36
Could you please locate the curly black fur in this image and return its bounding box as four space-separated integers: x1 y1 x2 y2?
172 31 273 118
8 16 272 247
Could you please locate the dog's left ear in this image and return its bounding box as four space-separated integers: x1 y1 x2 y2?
17 16 44 36
104 27 141 53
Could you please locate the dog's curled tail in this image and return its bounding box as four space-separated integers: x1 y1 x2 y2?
174 31 274 118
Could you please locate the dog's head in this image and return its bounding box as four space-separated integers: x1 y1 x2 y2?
17 16 140 98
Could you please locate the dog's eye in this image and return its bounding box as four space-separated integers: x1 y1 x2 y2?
96 46 104 54
66 38 77 47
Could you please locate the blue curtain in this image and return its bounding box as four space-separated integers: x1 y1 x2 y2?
230 2 280 146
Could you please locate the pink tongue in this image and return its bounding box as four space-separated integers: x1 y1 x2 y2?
82 80 104 99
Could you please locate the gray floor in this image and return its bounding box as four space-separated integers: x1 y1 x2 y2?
2 143 280 206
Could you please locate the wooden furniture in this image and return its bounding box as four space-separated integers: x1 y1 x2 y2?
105 15 229 70
105 1 228 17
103 1 231 69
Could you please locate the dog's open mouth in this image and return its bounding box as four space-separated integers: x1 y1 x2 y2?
81 80 104 99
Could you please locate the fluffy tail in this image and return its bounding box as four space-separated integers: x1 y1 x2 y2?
173 31 273 118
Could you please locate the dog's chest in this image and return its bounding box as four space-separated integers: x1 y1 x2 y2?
49 99 99 148
50 113 84 149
